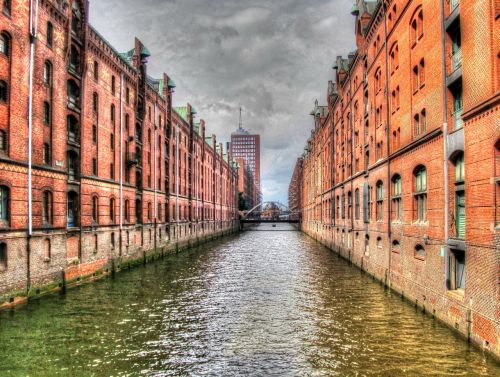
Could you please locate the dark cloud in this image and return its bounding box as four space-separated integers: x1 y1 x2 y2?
90 0 355 203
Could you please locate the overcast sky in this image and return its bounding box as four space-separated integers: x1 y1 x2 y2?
90 0 355 204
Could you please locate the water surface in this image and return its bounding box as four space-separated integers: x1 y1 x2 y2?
0 223 498 376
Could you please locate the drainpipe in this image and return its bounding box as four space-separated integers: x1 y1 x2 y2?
154 102 157 250
348 68 354 261
383 4 392 286
175 126 179 233
440 0 450 289
119 73 123 257
26 0 39 293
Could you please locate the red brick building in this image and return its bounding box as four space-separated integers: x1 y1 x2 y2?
293 0 500 358
0 0 238 303
288 158 303 220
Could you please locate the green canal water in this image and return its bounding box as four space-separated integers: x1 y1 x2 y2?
0 224 498 376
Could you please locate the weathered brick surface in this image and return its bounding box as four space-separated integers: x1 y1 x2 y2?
292 0 500 359
0 1 238 304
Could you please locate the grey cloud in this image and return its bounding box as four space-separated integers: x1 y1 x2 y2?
90 0 354 203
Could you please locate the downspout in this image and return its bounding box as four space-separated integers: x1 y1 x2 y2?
153 102 157 250
175 126 179 231
440 0 450 289
348 67 355 262
383 4 392 286
119 73 123 257
26 0 39 293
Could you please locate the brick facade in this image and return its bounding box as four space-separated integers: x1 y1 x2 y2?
0 0 238 303
292 0 500 359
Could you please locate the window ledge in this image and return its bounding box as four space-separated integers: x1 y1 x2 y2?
447 289 464 301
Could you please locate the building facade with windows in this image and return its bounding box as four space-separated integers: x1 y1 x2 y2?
293 0 499 358
0 0 238 303
230 127 261 208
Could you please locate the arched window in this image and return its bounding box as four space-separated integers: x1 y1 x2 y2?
69 45 80 71
419 59 425 86
389 43 399 73
42 190 52 225
109 198 115 224
392 240 400 253
43 102 50 124
67 151 79 180
410 7 423 46
0 129 7 152
392 174 402 221
46 22 53 47
93 92 98 113
91 196 98 224
124 199 130 222
0 242 7 271
43 61 52 85
67 191 78 227
0 80 8 102
71 2 82 34
0 185 9 224
374 67 382 93
67 80 80 108
0 32 9 56
2 0 11 16
414 166 427 221
376 181 384 221
147 202 152 221
415 244 425 259
355 188 360 220
43 239 51 260
347 191 352 220
453 152 465 239
67 115 78 142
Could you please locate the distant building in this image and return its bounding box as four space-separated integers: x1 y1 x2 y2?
288 158 303 220
230 121 261 207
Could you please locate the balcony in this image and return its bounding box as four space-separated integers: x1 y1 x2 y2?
452 108 464 130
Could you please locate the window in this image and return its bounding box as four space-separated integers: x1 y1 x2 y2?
410 8 423 46
157 203 162 221
92 158 97 175
414 114 421 137
92 196 98 223
46 22 53 47
0 80 8 102
67 80 80 108
69 46 80 71
42 191 52 225
110 133 114 150
414 166 427 222
451 85 463 130
363 183 370 223
111 75 116 96
341 193 345 219
43 61 52 85
126 87 130 104
93 61 98 81
376 181 383 221
67 191 78 227
412 65 419 92
389 43 399 73
374 68 382 93
147 202 152 221
392 174 402 221
0 129 7 152
392 240 400 254
109 198 115 223
0 32 9 56
124 199 130 222
93 92 98 113
111 232 115 249
43 143 50 164
391 86 400 112
67 115 78 142
419 59 425 86
420 109 426 134
92 125 97 144
136 199 142 224
110 163 114 180
67 151 78 180
0 243 6 271
347 191 352 220
448 249 465 290
43 102 50 124
2 0 11 16
110 104 115 123
415 244 425 259
355 188 360 220
0 185 9 224
454 152 465 239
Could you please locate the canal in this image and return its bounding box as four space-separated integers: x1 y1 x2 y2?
0 224 498 376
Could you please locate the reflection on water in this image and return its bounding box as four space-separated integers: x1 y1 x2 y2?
0 223 498 376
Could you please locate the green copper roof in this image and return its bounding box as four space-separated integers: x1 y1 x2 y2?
141 45 151 58
350 4 360 15
174 106 188 122
167 77 176 89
